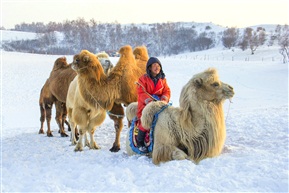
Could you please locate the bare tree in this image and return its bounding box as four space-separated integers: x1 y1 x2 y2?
276 25 289 63
222 27 239 49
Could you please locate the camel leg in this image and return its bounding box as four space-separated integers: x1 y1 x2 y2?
152 143 188 165
88 127 100 150
108 103 124 152
69 121 77 145
75 126 79 141
110 117 123 152
67 108 77 145
62 104 71 132
74 126 86 151
86 111 106 149
84 132 90 147
45 103 53 137
65 120 71 132
55 101 68 137
39 104 45 134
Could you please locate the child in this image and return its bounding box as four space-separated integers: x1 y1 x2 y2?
136 57 171 153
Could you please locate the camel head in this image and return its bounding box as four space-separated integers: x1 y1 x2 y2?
192 68 234 104
52 57 69 71
96 52 114 75
72 50 104 78
133 46 149 61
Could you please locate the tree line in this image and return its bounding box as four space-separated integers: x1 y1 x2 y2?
1 19 288 62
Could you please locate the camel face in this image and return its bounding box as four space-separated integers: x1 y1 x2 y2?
53 57 69 71
193 69 234 103
72 50 100 73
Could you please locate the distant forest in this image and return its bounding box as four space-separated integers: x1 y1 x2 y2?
1 18 288 60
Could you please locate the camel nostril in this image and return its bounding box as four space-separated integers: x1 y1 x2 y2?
228 85 233 90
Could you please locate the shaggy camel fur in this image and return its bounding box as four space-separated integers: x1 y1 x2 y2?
133 46 149 73
39 57 74 137
67 46 144 151
126 68 235 165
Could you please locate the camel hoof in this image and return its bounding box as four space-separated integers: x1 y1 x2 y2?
172 149 187 160
47 133 53 137
109 145 120 152
38 129 44 134
61 132 69 137
74 146 83 152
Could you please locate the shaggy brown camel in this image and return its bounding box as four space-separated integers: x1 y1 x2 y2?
39 79 71 137
126 68 235 165
67 46 144 152
38 57 74 137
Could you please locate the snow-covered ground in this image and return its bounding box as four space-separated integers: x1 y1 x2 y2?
1 45 288 192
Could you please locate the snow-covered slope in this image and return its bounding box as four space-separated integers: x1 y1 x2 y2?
1 47 288 192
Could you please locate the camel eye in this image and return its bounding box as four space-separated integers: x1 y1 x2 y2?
212 82 219 87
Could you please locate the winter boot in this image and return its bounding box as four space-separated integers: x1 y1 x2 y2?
137 129 148 153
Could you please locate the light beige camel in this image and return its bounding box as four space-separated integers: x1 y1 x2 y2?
67 46 144 151
126 68 234 165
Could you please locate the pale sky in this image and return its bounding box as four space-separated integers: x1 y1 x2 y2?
1 0 288 29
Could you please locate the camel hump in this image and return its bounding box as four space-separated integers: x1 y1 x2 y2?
126 102 138 122
96 52 109 59
141 101 167 130
133 46 149 61
118 45 133 56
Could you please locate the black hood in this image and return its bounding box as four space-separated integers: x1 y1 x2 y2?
146 57 165 79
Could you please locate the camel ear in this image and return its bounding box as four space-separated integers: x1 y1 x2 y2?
194 78 203 88
83 55 90 63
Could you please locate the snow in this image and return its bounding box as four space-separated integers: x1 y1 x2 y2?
1 30 38 41
1 41 288 191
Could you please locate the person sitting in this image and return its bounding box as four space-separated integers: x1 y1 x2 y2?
136 57 171 153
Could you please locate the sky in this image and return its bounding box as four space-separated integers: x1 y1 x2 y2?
1 0 288 29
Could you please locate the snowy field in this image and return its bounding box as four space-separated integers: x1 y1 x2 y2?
1 46 288 192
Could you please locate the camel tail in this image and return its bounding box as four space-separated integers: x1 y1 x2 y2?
141 101 167 130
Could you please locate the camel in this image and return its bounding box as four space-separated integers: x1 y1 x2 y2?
106 46 148 151
126 68 235 165
38 57 74 137
66 46 144 151
39 78 70 137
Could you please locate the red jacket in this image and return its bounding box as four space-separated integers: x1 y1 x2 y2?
136 74 171 131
